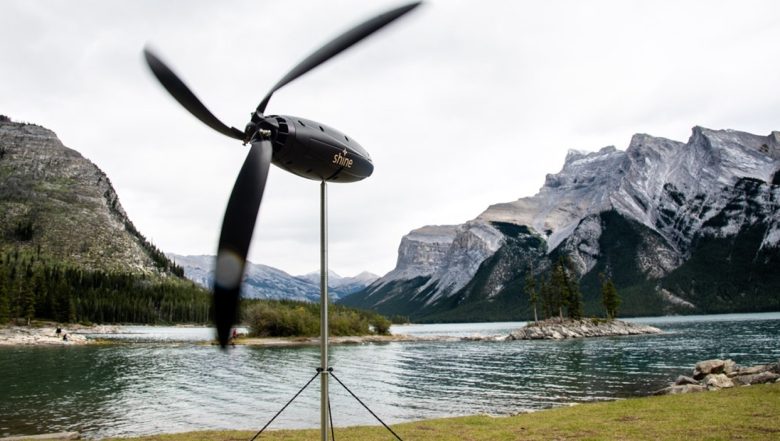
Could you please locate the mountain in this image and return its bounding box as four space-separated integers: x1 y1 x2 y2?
169 253 378 302
341 126 780 321
297 270 380 296
0 116 208 325
0 117 180 275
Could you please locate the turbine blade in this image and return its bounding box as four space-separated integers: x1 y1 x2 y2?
255 1 421 114
213 139 273 347
144 47 244 140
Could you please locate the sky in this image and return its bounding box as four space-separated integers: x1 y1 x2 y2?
3 0 780 278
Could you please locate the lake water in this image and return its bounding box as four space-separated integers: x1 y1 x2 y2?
1 312 779 439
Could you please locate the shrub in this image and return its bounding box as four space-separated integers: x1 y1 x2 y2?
243 300 392 337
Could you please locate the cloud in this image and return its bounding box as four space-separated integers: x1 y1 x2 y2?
3 0 780 276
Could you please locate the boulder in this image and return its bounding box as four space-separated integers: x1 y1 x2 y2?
732 363 775 377
703 373 734 389
654 384 707 395
732 371 780 386
674 375 699 386
693 359 735 380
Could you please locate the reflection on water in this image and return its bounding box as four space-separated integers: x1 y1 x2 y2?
1 312 779 439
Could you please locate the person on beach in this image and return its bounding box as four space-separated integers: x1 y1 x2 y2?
62 333 68 341
56 327 62 337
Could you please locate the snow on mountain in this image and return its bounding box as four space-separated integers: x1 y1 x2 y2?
298 269 343 285
478 127 780 264
168 254 376 302
298 270 379 295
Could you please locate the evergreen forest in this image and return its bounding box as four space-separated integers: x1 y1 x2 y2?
0 247 212 325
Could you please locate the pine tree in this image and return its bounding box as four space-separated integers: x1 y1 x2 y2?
560 256 583 320
539 277 551 319
550 262 567 320
22 282 35 325
0 292 8 323
0 260 9 323
600 273 621 319
524 272 538 322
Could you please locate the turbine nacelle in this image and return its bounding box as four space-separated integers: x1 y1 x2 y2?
254 115 373 183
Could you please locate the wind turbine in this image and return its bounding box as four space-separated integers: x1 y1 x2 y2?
143 3 421 439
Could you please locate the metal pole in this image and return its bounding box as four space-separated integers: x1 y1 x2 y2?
320 180 329 441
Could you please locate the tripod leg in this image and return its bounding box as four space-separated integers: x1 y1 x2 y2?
330 370 404 441
248 370 321 441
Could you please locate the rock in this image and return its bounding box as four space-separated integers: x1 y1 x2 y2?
666 359 780 395
693 359 735 380
675 375 699 386
740 365 766 376
654 384 707 395
732 363 774 377
703 373 734 389
732 371 780 386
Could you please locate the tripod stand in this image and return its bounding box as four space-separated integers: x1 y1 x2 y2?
248 182 402 441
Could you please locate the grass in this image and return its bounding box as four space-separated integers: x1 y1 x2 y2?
105 382 780 441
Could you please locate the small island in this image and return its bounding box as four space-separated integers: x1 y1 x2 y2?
508 317 662 340
507 258 663 339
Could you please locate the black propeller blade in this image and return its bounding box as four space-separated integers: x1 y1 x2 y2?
255 1 422 114
213 139 273 347
143 48 245 140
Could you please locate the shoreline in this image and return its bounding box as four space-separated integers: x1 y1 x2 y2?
230 332 509 347
24 382 778 441
0 325 509 347
0 324 121 346
0 318 666 347
4 379 778 440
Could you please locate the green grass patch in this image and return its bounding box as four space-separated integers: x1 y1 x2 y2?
105 382 780 441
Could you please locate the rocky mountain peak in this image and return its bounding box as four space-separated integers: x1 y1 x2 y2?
0 118 177 275
383 225 458 281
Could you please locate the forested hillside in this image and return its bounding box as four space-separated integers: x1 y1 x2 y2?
0 117 211 325
0 248 210 324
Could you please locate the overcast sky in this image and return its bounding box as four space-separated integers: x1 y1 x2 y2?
3 1 780 277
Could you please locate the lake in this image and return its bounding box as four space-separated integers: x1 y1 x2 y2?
1 312 779 439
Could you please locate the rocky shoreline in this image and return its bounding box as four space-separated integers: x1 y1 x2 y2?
1 319 663 347
655 358 780 395
0 325 119 346
508 318 662 340
237 318 665 346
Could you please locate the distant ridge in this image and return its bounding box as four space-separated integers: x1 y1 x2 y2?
169 253 378 302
